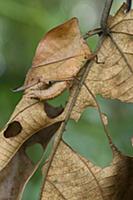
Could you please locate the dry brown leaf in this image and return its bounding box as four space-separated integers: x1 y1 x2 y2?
0 100 64 172
0 121 61 200
71 4 133 120
0 18 91 172
41 140 133 200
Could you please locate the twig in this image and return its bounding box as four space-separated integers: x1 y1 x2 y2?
101 0 113 33
39 59 92 199
84 0 114 39
100 0 133 73
84 0 132 39
126 0 132 12
81 82 114 149
73 76 116 151
83 28 102 40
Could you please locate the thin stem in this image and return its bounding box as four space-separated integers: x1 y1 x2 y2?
39 59 93 199
101 0 113 32
83 28 102 40
84 0 132 39
72 76 115 151
81 82 114 149
126 0 132 12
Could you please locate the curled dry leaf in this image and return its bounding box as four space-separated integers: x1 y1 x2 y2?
72 4 133 120
0 18 91 172
41 140 133 200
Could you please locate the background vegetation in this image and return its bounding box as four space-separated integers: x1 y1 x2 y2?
0 0 133 199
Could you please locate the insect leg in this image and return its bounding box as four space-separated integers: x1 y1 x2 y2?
26 82 67 101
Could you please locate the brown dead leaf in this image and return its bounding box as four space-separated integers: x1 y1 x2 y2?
41 140 133 200
71 4 133 120
0 99 64 172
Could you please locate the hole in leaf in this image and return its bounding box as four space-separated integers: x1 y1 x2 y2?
4 121 22 138
64 108 113 167
96 95 133 156
26 143 43 164
44 102 64 118
48 90 69 107
45 90 68 118
23 141 53 200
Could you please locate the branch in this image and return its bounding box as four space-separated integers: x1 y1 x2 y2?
84 0 114 39
126 0 132 12
40 60 92 198
83 28 102 39
100 0 114 32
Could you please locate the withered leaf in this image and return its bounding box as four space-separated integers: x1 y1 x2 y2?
71 4 133 120
0 99 64 172
41 140 133 200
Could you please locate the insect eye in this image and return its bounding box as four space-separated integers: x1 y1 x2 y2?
48 80 56 86
45 80 56 88
48 81 52 85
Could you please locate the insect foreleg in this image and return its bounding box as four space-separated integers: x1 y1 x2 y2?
26 82 67 101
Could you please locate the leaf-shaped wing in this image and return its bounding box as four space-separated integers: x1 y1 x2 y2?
25 18 91 86
41 140 133 200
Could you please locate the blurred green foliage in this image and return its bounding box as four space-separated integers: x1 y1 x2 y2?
0 0 133 199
